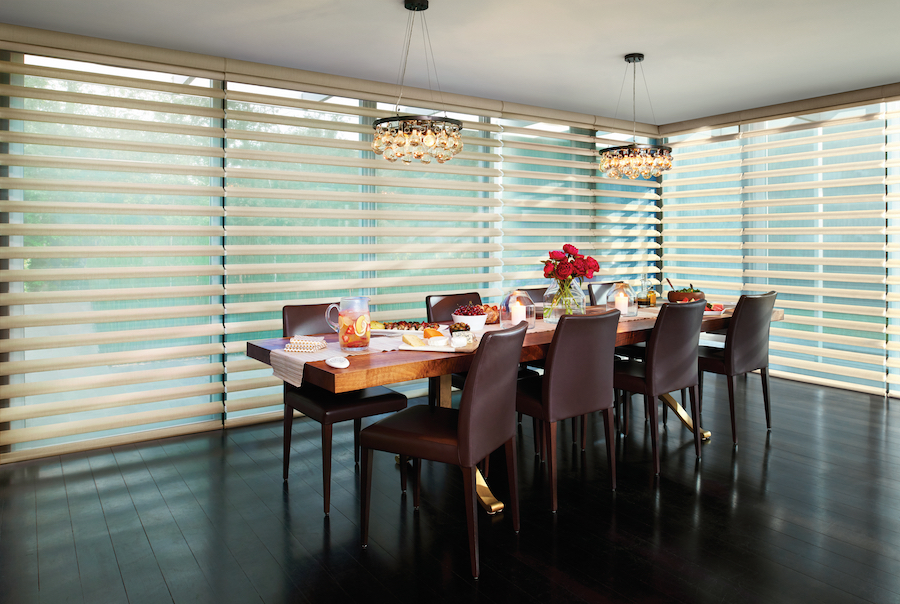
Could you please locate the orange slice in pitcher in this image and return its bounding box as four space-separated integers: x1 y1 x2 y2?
355 315 369 336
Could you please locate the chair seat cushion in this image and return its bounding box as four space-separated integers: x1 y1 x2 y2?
285 384 407 425
515 375 545 421
613 359 648 394
697 345 726 374
360 405 461 466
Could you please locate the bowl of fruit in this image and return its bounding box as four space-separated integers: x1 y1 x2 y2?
452 302 487 332
666 281 705 303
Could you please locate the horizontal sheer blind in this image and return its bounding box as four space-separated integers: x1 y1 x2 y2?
497 120 661 296
222 82 502 422
663 105 888 394
0 52 226 462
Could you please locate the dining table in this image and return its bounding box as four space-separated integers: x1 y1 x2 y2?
246 304 783 513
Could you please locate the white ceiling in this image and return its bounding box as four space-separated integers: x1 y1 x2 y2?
2 0 899 125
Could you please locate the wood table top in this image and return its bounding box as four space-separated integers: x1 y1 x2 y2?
246 306 782 394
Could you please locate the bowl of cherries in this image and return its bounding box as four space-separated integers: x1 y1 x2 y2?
452 302 487 332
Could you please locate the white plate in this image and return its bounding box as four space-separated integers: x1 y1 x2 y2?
398 343 460 353
704 310 724 316
371 326 448 337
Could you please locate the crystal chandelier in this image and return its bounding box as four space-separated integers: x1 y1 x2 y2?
371 1 463 164
599 53 672 180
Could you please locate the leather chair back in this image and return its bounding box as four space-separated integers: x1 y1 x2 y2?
588 282 616 306
457 321 528 467
425 292 483 322
725 291 777 375
645 299 705 394
283 303 332 337
543 311 620 422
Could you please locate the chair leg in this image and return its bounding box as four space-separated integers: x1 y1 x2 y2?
360 446 373 548
689 384 702 459
546 421 558 512
727 374 737 445
698 370 705 414
621 391 630 436
461 466 480 579
518 412 522 424
646 394 660 476
353 418 362 464
427 376 440 409
570 417 577 444
532 417 541 457
761 367 772 430
580 414 587 451
412 458 421 510
283 404 293 482
481 455 490 480
322 424 333 515
504 438 520 534
399 454 408 492
601 407 616 491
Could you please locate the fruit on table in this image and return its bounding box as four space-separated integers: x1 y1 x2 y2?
449 322 470 332
453 302 485 316
706 302 725 311
370 320 385 330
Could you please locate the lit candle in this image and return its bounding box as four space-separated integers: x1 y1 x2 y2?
615 292 628 314
510 300 526 325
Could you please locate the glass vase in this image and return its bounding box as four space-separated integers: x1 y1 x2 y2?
542 279 586 324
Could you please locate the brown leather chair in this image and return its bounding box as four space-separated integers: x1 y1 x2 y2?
516 311 620 511
613 299 706 475
282 304 407 515
359 322 528 579
698 291 777 445
424 292 483 406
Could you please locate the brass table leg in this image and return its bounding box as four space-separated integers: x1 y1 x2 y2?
475 467 504 514
659 393 711 440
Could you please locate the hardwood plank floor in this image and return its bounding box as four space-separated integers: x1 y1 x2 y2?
2 374 900 603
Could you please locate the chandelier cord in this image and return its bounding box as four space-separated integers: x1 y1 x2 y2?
394 9 417 114
631 59 637 144
420 11 448 118
638 62 659 129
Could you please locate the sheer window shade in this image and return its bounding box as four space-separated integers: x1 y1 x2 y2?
662 105 888 394
221 82 503 422
0 53 226 461
497 121 661 295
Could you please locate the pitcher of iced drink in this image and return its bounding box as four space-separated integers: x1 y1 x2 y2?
325 296 370 352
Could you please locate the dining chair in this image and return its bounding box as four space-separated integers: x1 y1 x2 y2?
588 282 617 306
359 322 528 579
697 291 777 445
424 292 482 406
516 311 620 511
613 298 706 475
281 304 407 515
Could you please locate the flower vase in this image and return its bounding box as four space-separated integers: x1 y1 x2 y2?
542 279 586 324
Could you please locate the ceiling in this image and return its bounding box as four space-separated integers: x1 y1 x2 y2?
2 0 899 125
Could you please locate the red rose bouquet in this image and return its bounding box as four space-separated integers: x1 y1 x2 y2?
542 244 599 322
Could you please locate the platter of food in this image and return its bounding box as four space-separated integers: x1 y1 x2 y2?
369 321 445 337
704 302 727 315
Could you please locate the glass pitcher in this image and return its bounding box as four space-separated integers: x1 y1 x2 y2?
325 296 370 352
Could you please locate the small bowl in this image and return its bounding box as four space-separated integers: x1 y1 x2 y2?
667 291 705 303
451 313 487 332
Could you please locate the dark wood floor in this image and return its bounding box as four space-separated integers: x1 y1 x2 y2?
2 374 900 603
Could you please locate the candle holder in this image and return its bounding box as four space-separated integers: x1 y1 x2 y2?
500 289 537 329
607 282 638 317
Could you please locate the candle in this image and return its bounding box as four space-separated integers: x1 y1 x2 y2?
615 292 628 314
510 300 526 325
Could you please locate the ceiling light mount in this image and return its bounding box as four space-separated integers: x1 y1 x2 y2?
372 0 463 164
600 53 672 180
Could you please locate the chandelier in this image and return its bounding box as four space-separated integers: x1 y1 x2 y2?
599 53 672 180
372 1 463 164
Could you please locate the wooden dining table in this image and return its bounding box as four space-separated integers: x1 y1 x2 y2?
247 304 782 512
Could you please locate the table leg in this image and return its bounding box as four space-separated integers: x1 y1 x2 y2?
436 374 504 514
659 393 711 440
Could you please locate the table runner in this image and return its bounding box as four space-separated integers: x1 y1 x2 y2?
270 336 401 388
